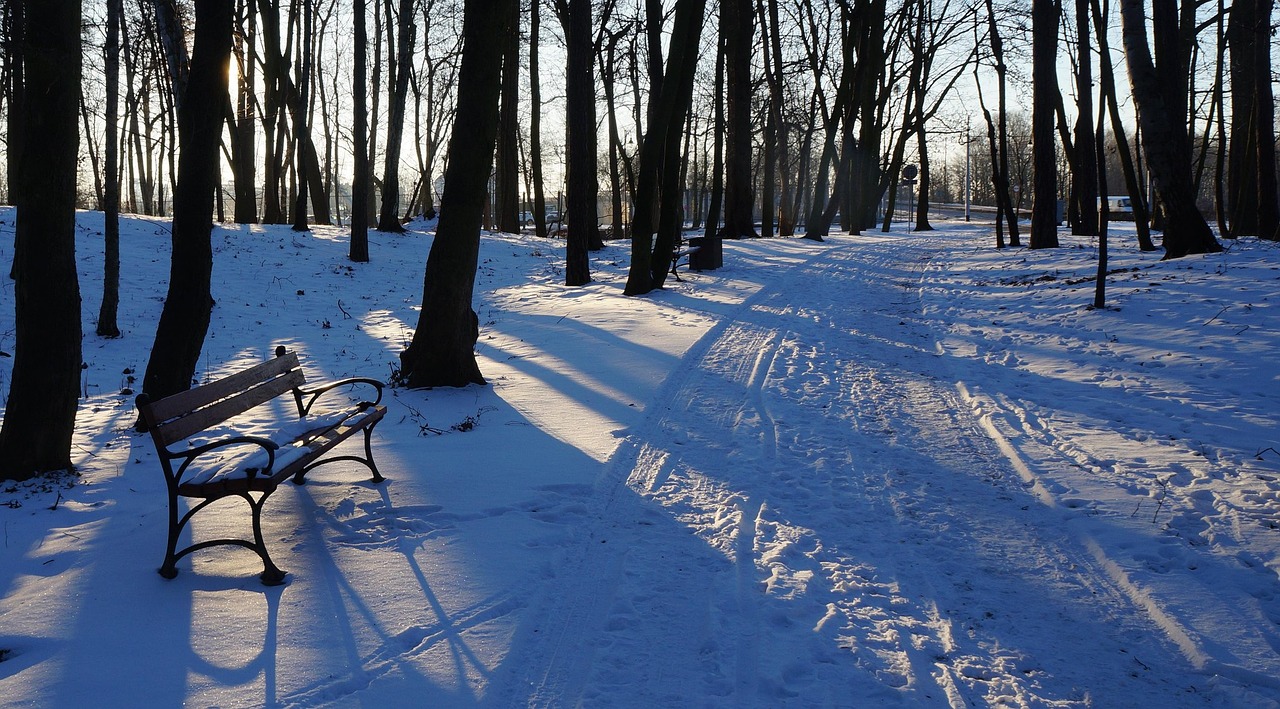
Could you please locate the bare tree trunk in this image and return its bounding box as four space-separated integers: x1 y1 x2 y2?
757 0 781 238
718 0 754 242
259 0 286 223
97 0 123 338
398 0 513 387
1093 97 1109 309
624 0 708 295
232 0 257 223
2 1 24 207
530 0 548 237
1072 0 1098 236
350 0 370 261
1029 0 1059 249
377 0 414 232
703 30 724 240
1118 0 1220 258
985 0 1020 245
152 0 190 103
1227 0 1280 239
1091 0 1154 250
601 29 626 239
849 0 885 234
493 0 520 233
560 0 599 285
0 0 82 480
141 0 233 406
914 123 933 230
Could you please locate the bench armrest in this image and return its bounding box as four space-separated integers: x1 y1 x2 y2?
296 377 384 415
170 436 279 482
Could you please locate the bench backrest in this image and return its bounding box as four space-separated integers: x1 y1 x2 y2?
137 352 306 448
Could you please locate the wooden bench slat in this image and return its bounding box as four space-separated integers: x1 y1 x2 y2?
152 369 306 446
146 354 302 423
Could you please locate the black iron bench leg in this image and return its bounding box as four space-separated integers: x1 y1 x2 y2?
159 486 182 580
249 491 287 586
363 425 385 483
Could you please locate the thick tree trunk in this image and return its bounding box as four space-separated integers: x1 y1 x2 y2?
377 0 415 232
1227 0 1280 239
562 0 600 286
756 0 781 239
397 0 513 387
0 0 82 480
259 0 286 224
624 0 708 295
494 0 520 234
232 0 257 223
1072 0 1098 236
849 0 885 233
1029 0 1060 249
718 0 754 242
350 0 370 261
1252 0 1279 240
1090 0 1154 250
140 0 232 407
1118 0 1220 258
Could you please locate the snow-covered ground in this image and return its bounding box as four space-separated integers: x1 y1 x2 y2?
0 208 1276 707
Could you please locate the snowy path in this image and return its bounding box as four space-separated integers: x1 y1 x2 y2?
3 216 1276 707
497 234 1263 707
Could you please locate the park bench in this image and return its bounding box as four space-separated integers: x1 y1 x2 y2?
670 236 703 281
135 346 387 586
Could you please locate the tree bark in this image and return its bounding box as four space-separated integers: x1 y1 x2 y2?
2 2 24 206
140 0 232 408
397 0 513 387
1227 0 1279 239
624 0 708 295
1090 0 1154 250
560 0 599 286
703 30 724 240
718 0 754 242
1029 0 1060 249
493 0 520 234
530 1 548 238
1071 0 1098 236
0 0 82 480
97 0 123 338
1118 0 1221 258
232 0 257 223
984 0 1020 245
350 0 370 261
377 0 415 232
